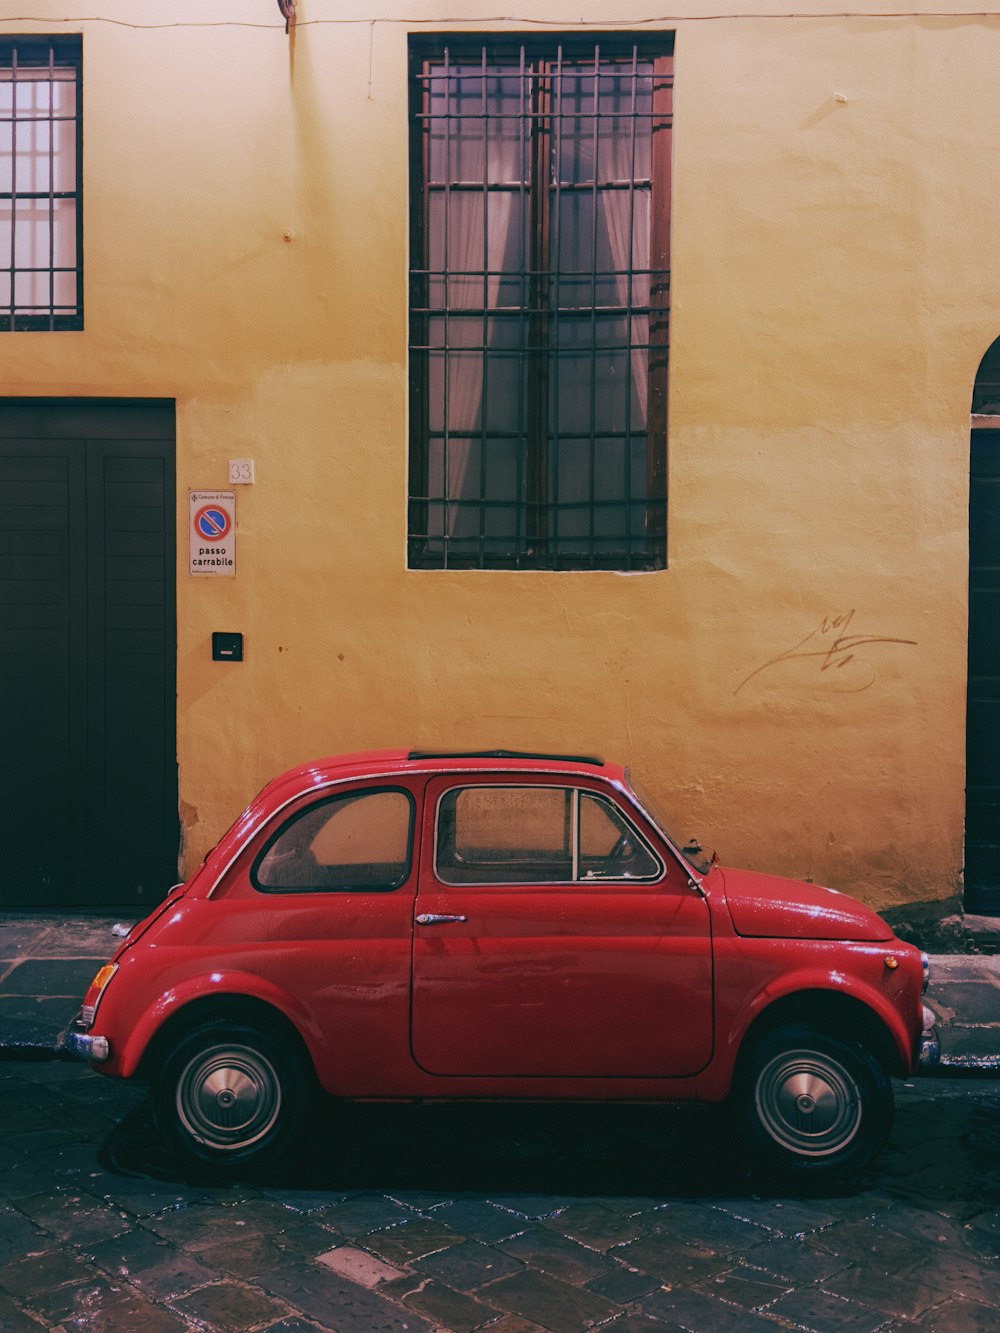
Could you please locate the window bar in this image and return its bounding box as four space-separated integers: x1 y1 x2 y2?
587 46 601 570
73 43 82 326
479 45 489 569
517 43 529 565
408 52 432 562
7 45 17 331
647 54 672 555
442 47 453 565
624 45 640 567
550 46 565 567
527 50 551 562
47 41 56 329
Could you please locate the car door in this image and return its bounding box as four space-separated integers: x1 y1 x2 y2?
208 778 423 1092
410 776 713 1080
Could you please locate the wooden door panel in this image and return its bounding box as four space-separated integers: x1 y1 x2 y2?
966 430 1000 913
0 403 177 908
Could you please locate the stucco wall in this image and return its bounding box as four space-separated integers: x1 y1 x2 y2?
8 0 995 909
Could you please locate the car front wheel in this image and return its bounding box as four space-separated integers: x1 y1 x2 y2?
152 1019 309 1169
736 1023 893 1181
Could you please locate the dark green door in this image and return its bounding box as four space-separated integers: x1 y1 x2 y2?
0 401 177 908
967 428 1000 914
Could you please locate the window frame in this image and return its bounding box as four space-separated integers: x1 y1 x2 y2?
407 33 673 571
0 35 83 332
250 786 417 895
433 782 665 887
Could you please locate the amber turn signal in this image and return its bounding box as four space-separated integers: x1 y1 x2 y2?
81 962 118 1028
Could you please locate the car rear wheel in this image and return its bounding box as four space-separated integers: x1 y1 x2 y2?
152 1019 309 1168
736 1023 893 1181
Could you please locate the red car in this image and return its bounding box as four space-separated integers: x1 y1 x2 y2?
65 749 938 1181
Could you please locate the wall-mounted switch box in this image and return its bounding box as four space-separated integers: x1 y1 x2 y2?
212 632 244 662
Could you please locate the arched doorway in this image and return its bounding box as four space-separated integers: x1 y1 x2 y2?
967 340 1000 913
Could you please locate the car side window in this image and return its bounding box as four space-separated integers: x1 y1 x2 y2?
436 785 661 885
253 788 414 892
578 792 661 880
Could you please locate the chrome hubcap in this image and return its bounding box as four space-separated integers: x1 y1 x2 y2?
756 1049 861 1158
176 1043 281 1151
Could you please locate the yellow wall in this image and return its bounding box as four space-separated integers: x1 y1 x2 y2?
9 1 996 910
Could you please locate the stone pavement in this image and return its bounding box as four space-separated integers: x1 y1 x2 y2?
0 1044 996 1330
0 914 996 1332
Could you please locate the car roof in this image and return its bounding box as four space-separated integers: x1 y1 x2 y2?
238 749 628 814
268 748 620 791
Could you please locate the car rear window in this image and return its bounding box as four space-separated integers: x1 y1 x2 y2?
253 788 415 892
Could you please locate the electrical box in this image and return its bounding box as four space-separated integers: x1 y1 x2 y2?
212 632 244 662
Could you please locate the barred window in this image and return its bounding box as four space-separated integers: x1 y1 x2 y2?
0 37 82 331
408 36 672 571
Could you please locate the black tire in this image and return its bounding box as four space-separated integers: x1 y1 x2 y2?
734 1023 893 1182
152 1019 310 1169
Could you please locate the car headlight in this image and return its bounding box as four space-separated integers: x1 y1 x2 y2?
81 963 118 1028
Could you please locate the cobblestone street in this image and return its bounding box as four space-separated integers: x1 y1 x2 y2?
0 1061 996 1332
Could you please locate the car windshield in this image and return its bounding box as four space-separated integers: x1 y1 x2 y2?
625 772 714 874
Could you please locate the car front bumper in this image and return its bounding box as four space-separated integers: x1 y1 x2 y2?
57 1019 110 1063
918 1003 941 1070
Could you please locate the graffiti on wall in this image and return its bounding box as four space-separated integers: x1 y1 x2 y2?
734 609 918 696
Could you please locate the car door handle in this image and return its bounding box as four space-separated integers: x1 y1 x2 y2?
415 913 468 925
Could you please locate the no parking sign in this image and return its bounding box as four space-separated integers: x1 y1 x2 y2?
189 490 236 575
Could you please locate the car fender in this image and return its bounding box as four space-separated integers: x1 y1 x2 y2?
720 964 916 1079
107 968 326 1080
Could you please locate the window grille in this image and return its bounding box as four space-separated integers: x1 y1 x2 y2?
0 37 82 331
408 36 672 570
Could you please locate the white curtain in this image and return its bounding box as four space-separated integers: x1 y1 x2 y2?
594 69 651 441
429 56 653 549
442 192 518 538
604 191 649 429
434 69 523 540
551 63 652 545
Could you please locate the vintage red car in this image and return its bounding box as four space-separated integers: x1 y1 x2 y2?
65 749 938 1180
